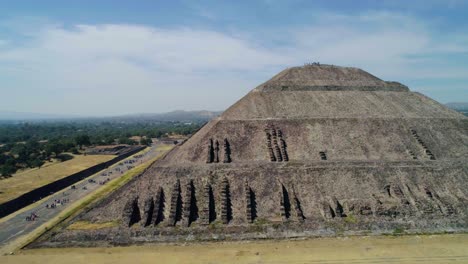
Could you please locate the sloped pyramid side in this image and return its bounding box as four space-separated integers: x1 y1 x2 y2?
37 66 468 247
255 64 409 91
69 65 467 226
157 88 467 166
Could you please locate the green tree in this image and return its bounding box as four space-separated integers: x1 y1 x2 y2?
45 141 65 157
140 138 152 146
118 137 137 145
29 158 45 168
104 137 115 145
0 164 17 176
75 135 91 149
69 147 80 154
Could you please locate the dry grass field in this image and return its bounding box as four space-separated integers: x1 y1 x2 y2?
0 154 116 204
2 234 467 264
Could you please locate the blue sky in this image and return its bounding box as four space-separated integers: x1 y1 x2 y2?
1 0 467 116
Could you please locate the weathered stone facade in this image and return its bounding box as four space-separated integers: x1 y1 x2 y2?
35 64 468 247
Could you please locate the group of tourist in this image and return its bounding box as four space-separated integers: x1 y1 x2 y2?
45 198 69 209
25 212 38 221
21 155 147 223
22 155 146 222
98 178 111 185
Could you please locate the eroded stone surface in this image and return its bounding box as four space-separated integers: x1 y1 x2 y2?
34 64 468 247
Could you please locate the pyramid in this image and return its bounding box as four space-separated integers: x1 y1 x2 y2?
38 65 468 246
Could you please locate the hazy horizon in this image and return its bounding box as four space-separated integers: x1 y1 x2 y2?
1 0 468 116
0 109 223 121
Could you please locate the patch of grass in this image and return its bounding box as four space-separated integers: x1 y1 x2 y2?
392 227 405 235
344 214 358 224
67 220 119 230
324 220 346 235
250 218 271 232
208 220 222 230
253 218 270 226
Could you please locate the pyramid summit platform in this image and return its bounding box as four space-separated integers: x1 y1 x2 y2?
35 64 468 247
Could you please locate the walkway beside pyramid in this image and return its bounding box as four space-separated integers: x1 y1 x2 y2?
35 65 468 247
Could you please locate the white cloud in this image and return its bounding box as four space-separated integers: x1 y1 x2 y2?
1 24 291 71
278 11 468 83
380 0 468 10
0 11 467 115
0 24 293 115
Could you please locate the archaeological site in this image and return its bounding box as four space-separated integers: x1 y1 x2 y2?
33 64 468 247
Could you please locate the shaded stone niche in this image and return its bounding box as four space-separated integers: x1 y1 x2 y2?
206 138 232 163
168 179 183 226
200 183 216 225
182 180 199 227
141 197 154 227
121 179 237 227
280 184 304 222
322 183 460 220
244 179 257 223
220 178 232 224
265 125 289 162
319 151 327 160
124 188 166 228
122 196 141 227
152 187 165 226
322 198 347 219
121 179 461 228
206 138 214 163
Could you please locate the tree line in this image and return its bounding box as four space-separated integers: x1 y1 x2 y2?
0 121 202 177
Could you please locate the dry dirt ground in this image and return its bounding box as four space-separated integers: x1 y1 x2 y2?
0 154 115 204
2 234 468 264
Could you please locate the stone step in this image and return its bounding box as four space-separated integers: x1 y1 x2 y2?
168 180 182 226
152 187 165 226
220 178 231 224
141 197 154 227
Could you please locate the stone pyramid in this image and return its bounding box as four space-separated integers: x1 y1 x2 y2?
39 64 468 246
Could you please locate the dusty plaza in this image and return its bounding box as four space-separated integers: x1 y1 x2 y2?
2 234 468 264
20 65 466 253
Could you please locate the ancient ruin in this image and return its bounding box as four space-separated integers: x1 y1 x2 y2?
34 64 468 247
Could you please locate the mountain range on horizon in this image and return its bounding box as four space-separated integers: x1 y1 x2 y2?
0 110 222 122
445 102 468 110
1 101 467 122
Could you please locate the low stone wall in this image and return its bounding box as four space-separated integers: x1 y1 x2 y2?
0 146 146 218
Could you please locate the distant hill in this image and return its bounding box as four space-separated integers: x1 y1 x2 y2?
446 102 468 116
108 110 222 123
0 111 78 121
0 110 222 123
446 102 468 110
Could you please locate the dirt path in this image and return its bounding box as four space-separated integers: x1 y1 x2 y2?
2 234 467 263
